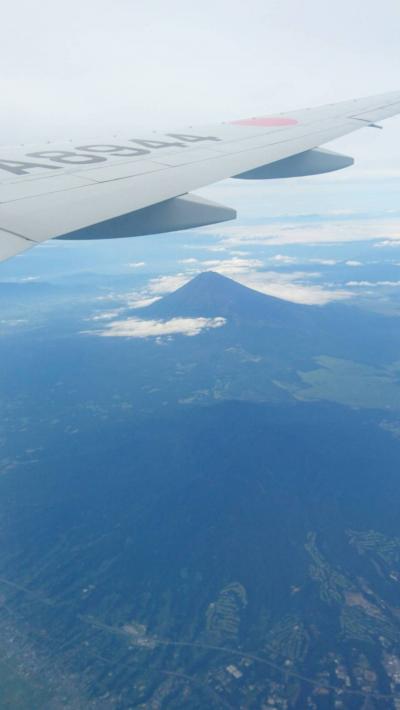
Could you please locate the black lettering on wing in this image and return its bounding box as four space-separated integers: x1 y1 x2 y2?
26 150 107 165
76 145 149 158
166 133 222 143
0 159 61 175
130 138 186 149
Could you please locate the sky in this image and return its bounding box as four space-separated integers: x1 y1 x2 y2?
1 0 400 312
2 0 400 152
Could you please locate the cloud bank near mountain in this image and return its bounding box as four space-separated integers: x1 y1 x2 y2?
91 316 226 339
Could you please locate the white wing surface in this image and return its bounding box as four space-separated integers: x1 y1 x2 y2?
1 91 400 263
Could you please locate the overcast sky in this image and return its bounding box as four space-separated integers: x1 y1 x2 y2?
2 0 400 152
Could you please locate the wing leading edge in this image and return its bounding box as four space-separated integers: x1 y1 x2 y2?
1 90 400 263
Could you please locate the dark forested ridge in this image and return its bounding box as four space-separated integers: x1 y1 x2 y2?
0 272 400 708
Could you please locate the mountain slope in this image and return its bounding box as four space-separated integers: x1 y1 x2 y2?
136 270 314 324
135 270 400 365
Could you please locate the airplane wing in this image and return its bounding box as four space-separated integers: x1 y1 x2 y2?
1 90 400 263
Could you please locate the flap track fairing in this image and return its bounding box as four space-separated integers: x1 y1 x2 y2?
57 194 237 240
234 148 354 180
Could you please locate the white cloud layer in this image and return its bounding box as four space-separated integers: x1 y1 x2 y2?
199 257 264 276
207 219 400 247
129 296 162 309
231 271 353 305
93 316 226 339
146 274 190 295
268 255 340 266
89 309 123 321
375 240 400 248
346 280 400 288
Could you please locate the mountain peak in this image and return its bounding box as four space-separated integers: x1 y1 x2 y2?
188 270 231 284
136 270 310 323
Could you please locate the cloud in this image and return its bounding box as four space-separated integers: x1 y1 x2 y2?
346 280 400 288
184 256 264 274
199 257 263 276
1 276 42 283
207 219 400 247
0 319 29 327
128 261 146 268
268 255 299 264
89 309 123 321
232 271 353 305
111 274 191 310
183 244 228 253
249 282 352 305
268 255 340 266
91 316 226 339
309 258 338 266
146 274 190 295
129 296 162 309
375 240 400 248
345 260 362 266
89 275 193 315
